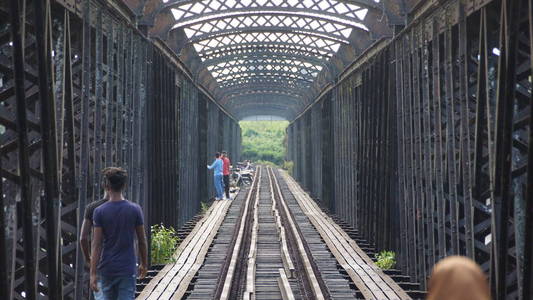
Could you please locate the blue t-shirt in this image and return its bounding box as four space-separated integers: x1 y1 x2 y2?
93 199 144 277
208 158 223 176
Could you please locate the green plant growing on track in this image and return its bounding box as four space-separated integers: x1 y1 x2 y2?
200 201 210 215
282 161 294 176
375 250 396 270
151 224 179 265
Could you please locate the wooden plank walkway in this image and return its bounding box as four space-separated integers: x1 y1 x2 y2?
137 199 233 300
281 170 412 300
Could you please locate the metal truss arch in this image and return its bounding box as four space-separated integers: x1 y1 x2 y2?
201 50 331 68
218 77 314 90
221 84 311 98
141 0 395 118
200 44 334 60
187 26 352 45
218 72 312 89
209 61 323 79
192 32 343 55
221 89 311 105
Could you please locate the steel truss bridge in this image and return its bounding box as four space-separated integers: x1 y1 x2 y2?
0 0 532 299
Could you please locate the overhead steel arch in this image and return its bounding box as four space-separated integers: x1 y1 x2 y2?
136 0 401 118
169 10 368 31
201 50 332 68
191 32 344 55
235 107 294 120
218 77 319 96
158 0 382 12
221 90 311 105
232 107 299 120
221 84 311 98
182 14 355 39
208 61 323 78
208 57 323 70
216 72 315 85
218 76 312 86
145 0 394 39
228 100 301 117
226 94 303 106
217 78 315 96
187 26 351 45
199 44 335 60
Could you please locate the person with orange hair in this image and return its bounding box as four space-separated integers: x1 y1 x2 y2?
427 256 490 300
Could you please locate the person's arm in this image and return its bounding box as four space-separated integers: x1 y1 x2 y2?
207 160 215 169
79 218 92 266
90 227 103 292
136 225 148 279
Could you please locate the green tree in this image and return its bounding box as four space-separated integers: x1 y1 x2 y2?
240 120 288 166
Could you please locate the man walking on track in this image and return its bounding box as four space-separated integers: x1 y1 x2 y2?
90 167 148 300
221 151 231 200
80 192 108 300
208 152 224 200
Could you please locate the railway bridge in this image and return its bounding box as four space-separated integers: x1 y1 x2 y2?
0 0 532 299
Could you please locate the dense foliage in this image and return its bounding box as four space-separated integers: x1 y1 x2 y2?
240 120 288 166
151 224 180 265
375 250 396 270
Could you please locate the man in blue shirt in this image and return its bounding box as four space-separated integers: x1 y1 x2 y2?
90 167 148 300
207 152 224 200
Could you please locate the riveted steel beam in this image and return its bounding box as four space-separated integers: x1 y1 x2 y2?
170 10 369 32
200 44 334 60
229 101 300 117
209 62 322 78
235 107 294 119
223 93 306 109
220 84 310 98
202 50 331 67
215 70 315 82
209 59 322 71
186 26 352 45
196 41 338 57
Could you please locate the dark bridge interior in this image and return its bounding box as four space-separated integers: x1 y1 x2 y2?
0 0 532 300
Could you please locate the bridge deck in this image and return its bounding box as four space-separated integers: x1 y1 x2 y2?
138 168 421 300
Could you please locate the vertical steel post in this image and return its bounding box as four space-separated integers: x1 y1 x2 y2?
523 2 533 298
9 0 36 298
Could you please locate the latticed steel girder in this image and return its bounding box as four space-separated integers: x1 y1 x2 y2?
198 42 336 61
228 99 302 112
201 49 331 68
216 72 314 86
226 92 304 105
228 100 301 119
218 81 318 99
217 77 313 91
187 26 351 45
208 57 323 70
208 60 323 80
221 83 311 98
158 0 382 11
135 0 400 118
140 0 403 37
221 88 312 105
192 32 343 55
146 0 393 38
200 43 334 58
235 106 294 119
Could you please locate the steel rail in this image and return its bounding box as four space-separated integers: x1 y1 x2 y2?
267 167 327 300
243 168 261 300
217 166 262 300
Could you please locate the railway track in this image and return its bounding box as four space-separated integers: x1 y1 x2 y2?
208 166 353 300
139 166 416 299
